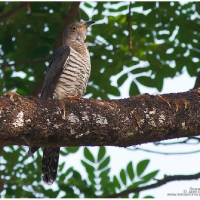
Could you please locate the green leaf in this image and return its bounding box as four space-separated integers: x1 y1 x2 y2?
67 147 79 153
88 172 96 185
120 169 126 185
118 5 128 12
126 162 134 181
136 76 157 88
109 85 121 96
72 170 82 181
144 195 154 198
113 175 121 189
117 73 128 87
81 160 95 172
84 2 93 8
84 147 95 163
100 175 110 187
155 73 164 92
129 180 147 189
65 167 74 177
142 170 159 182
131 67 150 74
98 156 110 170
137 159 150 177
132 193 139 198
129 80 140 96
59 148 68 156
59 162 65 171
99 168 110 178
97 146 106 162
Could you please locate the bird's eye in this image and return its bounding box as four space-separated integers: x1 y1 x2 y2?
72 26 77 32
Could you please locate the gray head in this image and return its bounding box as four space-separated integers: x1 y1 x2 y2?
63 21 95 46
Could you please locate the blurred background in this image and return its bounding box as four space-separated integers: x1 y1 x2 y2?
0 1 200 198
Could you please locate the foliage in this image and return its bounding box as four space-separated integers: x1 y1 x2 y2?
2 146 158 197
0 1 200 198
1 2 199 98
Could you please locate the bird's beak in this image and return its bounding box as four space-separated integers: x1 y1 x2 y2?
81 21 95 29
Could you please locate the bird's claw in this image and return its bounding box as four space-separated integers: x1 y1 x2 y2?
66 95 82 100
4 91 22 102
59 100 66 119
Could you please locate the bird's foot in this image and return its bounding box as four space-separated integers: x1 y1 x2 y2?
4 91 22 102
59 96 82 119
59 100 66 119
156 94 171 108
66 95 82 100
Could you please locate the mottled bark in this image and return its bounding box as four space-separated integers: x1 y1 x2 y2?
0 90 200 148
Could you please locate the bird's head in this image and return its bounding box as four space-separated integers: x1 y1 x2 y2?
63 21 95 45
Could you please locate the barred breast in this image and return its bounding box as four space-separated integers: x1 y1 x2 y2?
53 47 91 99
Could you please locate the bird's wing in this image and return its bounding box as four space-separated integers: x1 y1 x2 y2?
41 45 70 98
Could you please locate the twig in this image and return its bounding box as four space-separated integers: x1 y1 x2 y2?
127 2 133 55
127 146 200 155
105 172 200 198
155 137 200 145
193 71 200 89
26 2 31 13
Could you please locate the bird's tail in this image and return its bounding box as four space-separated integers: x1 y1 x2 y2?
41 147 60 184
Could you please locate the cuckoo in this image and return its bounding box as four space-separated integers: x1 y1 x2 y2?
28 21 95 184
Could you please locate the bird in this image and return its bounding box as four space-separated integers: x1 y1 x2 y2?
28 21 95 184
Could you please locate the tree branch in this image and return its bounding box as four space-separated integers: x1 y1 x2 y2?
1 90 200 147
127 146 200 155
106 172 200 198
154 137 198 145
55 2 81 49
0 2 28 20
127 2 133 55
